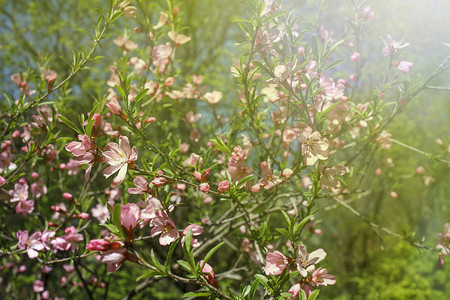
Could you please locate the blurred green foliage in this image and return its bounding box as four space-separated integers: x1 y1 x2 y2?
0 0 448 298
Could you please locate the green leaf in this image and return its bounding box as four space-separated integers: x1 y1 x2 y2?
300 289 307 300
261 10 286 23
236 174 254 189
150 249 166 273
183 292 211 298
323 59 344 72
315 101 342 124
58 116 82 135
136 270 162 281
294 215 313 235
133 88 149 103
183 230 196 271
164 239 178 271
274 228 290 239
177 260 193 273
76 28 95 40
201 242 225 270
111 204 125 239
254 274 270 289
115 84 127 102
280 210 291 228
308 289 320 300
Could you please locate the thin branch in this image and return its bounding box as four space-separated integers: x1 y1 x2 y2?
391 138 450 165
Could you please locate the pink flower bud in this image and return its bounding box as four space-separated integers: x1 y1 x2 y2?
164 77 175 86
199 183 210 192
281 168 293 177
218 180 229 193
349 74 357 82
87 239 113 251
375 168 382 176
389 191 398 199
351 52 360 61
415 166 425 174
62 193 73 201
32 172 39 179
93 113 102 128
193 171 202 181
152 177 167 187
76 213 90 220
12 130 21 138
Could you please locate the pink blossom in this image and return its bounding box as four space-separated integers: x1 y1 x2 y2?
63 264 75 273
382 34 409 56
152 43 172 72
397 61 414 74
31 106 54 129
288 283 301 299
51 237 71 251
101 248 126 272
127 176 150 194
121 203 141 233
151 211 179 246
436 223 450 255
204 91 223 104
33 280 45 293
181 224 204 248
281 168 293 177
30 179 47 198
360 6 374 20
189 128 201 142
61 226 84 250
218 180 230 193
183 153 203 167
299 127 329 166
320 165 346 190
141 197 163 222
105 97 123 116
91 203 110 224
154 11 168 29
113 36 137 52
17 230 45 259
311 267 336 286
264 251 289 275
102 136 138 183
65 134 95 166
168 31 191 45
16 199 34 215
282 127 298 143
9 182 29 202
66 158 81 175
185 111 201 124
295 245 327 277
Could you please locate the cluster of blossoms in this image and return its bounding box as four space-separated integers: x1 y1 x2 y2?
86 202 204 272
17 226 83 259
264 245 335 298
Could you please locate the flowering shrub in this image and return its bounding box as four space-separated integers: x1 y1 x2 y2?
0 0 449 299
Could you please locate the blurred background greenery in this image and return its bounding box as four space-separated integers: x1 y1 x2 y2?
0 0 448 298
